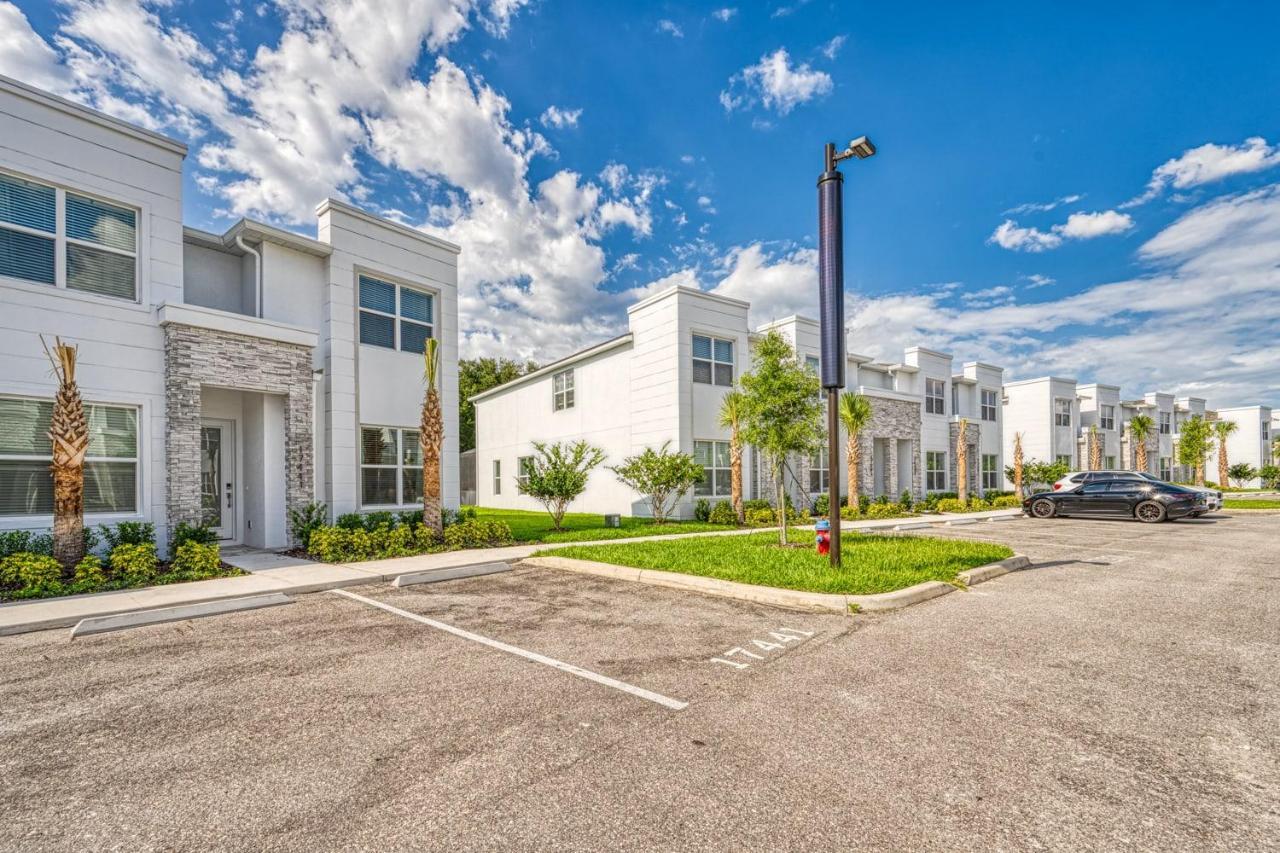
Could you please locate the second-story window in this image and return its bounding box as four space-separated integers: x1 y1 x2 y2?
0 172 138 301
1100 405 1115 431
925 378 946 415
553 369 574 411
693 335 734 386
1159 411 1171 434
358 274 434 354
981 389 998 422
1055 398 1072 427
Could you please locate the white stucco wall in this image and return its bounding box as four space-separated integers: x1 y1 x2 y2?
1215 405 1273 487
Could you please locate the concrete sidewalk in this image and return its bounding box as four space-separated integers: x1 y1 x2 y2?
0 508 1021 635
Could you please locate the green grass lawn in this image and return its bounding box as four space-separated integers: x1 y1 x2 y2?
1224 499 1280 509
536 530 1013 595
474 507 727 544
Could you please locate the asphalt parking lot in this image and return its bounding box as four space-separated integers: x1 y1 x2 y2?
2 511 1277 851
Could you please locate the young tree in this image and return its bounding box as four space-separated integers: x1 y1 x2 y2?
1259 464 1280 490
1128 414 1154 473
1088 424 1102 471
837 392 872 510
518 440 606 531
611 442 705 524
718 391 746 523
1012 432 1024 497
458 357 538 452
1177 415 1214 486
1213 420 1238 489
955 418 969 503
420 339 444 534
739 331 823 545
1227 463 1257 488
42 337 89 570
1011 457 1069 493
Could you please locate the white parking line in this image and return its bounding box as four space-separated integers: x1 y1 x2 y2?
330 589 688 711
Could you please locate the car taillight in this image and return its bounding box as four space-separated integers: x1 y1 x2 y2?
1053 483 1062 490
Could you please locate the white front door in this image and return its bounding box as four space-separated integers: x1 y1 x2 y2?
200 419 237 541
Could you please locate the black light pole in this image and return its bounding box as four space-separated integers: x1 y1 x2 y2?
818 136 875 568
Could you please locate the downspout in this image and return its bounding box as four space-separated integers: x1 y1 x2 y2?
234 233 263 317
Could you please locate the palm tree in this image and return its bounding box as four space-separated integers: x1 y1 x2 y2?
956 418 969 503
1129 414 1154 473
837 392 872 510
419 338 444 534
1088 424 1102 471
1012 432 1024 497
1213 420 1238 489
718 391 746 523
42 336 88 570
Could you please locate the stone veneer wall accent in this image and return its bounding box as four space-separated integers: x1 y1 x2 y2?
948 421 982 496
164 323 314 541
854 397 922 499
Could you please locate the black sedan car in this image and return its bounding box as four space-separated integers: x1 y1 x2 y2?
1023 478 1207 523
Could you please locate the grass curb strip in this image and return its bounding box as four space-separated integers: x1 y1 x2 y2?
518 554 1032 614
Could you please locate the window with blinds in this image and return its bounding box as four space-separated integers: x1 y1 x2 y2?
358 274 434 354
0 397 139 516
0 172 138 301
359 426 422 507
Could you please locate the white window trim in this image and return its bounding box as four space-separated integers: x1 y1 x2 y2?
1054 398 1072 427
0 168 141 303
692 334 736 387
980 388 998 422
694 439 732 497
0 394 142 519
492 459 501 496
981 454 999 490
925 378 946 415
517 455 535 490
926 450 947 491
1100 405 1116 431
357 272 437 355
808 445 830 494
358 425 421 509
553 368 575 411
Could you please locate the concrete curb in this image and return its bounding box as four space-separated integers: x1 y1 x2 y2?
392 562 511 587
69 593 293 638
518 554 1032 615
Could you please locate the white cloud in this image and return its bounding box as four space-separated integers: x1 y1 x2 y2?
540 104 582 128
1124 137 1280 207
712 8 737 22
1003 193 1082 215
710 243 818 323
696 195 716 214
819 35 846 60
989 209 1132 252
0 2 75 92
657 19 683 38
1024 274 1055 289
960 285 1014 307
720 47 832 115
771 0 812 18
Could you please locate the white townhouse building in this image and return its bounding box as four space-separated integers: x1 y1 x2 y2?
1211 405 1273 487
472 284 1005 519
0 76 460 552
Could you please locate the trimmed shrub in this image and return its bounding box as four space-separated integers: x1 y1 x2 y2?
335 512 366 531
839 505 859 521
812 493 829 517
742 498 772 513
170 542 222 579
363 511 397 531
443 520 514 550
858 495 871 514
991 495 1022 508
71 555 107 593
442 506 479 527
396 510 424 529
308 524 441 563
708 501 738 525
745 507 779 527
110 543 159 585
101 521 156 551
900 490 914 511
1 552 63 596
171 522 217 549
289 501 329 548
864 502 910 519
936 498 968 514
694 499 711 522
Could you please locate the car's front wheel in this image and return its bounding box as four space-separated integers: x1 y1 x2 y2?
1031 498 1057 519
1135 501 1167 523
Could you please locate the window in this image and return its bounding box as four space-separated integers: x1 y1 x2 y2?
1159 457 1172 480
1054 398 1072 427
358 274 434 354
805 355 819 373
0 397 138 516
1100 405 1115 431
981 389 998 422
981 454 999 490
0 173 137 300
1105 455 1116 469
692 335 734 386
553 369 574 411
517 455 535 490
492 460 501 496
694 440 731 496
359 426 421 507
1159 411 1171 434
926 451 947 491
808 446 829 494
924 378 946 415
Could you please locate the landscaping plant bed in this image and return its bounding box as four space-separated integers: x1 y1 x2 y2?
536 531 1013 596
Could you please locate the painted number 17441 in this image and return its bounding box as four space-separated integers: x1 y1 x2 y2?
708 627 815 670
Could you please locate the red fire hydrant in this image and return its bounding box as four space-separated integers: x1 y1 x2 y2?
815 518 831 556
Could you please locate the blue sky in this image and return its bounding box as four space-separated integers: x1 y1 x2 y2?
3 0 1278 407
